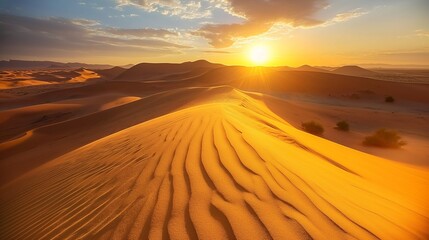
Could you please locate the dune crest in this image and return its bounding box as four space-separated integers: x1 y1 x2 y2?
0 88 428 239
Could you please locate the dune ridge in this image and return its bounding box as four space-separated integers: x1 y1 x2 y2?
1 88 428 239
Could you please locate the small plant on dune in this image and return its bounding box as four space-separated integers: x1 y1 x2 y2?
301 121 324 135
363 129 406 148
335 120 350 132
385 96 395 103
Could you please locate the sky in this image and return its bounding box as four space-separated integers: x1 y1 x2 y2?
0 0 428 67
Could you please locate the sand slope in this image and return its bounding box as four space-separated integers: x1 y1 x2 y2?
1 88 428 239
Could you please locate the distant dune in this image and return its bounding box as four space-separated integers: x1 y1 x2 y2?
0 68 102 91
294 65 329 73
332 65 377 77
114 60 224 81
93 66 127 79
126 66 429 103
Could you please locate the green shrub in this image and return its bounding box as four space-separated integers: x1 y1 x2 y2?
335 120 350 131
363 129 406 148
385 96 395 103
301 121 324 135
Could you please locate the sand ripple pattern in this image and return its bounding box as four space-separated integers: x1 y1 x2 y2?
1 90 428 239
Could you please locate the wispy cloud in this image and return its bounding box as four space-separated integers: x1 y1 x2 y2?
105 28 178 38
71 18 100 26
326 8 368 25
416 29 429 38
117 0 212 19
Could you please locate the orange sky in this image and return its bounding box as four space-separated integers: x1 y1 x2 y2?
0 0 428 67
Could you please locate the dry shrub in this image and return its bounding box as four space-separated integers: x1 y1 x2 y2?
363 129 406 148
302 121 324 135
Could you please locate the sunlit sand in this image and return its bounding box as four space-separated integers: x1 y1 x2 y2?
1 62 428 239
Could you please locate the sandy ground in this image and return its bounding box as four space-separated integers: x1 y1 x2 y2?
0 67 428 239
259 93 429 166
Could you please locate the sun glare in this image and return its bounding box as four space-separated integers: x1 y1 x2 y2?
249 45 270 66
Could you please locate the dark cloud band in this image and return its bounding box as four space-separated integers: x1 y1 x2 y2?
0 13 188 60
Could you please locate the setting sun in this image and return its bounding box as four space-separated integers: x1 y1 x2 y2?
249 45 270 66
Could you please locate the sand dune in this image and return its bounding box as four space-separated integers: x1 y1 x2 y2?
0 93 141 142
1 88 428 239
0 69 101 89
114 60 223 81
331 66 377 77
0 87 220 183
94 66 127 79
67 69 100 83
226 68 429 103
294 65 329 73
0 68 105 99
113 66 429 103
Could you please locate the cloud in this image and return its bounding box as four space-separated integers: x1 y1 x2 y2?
71 19 100 26
0 13 189 60
194 0 328 47
117 0 211 19
105 27 177 38
116 0 368 48
416 30 429 38
327 8 368 24
195 21 273 48
92 35 189 49
114 1 371 48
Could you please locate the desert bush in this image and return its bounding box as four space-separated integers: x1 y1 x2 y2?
363 129 406 148
385 96 395 103
335 120 350 131
301 121 324 135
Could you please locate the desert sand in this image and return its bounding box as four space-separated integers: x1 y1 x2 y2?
1 63 428 239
